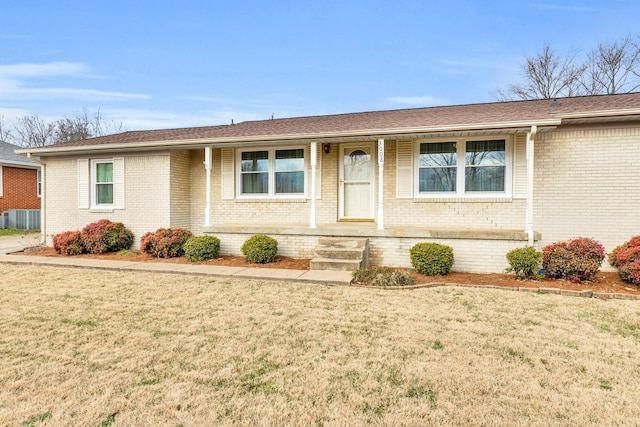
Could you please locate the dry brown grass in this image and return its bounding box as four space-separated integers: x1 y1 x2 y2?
1 264 640 426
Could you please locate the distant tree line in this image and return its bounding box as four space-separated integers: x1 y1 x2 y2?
496 36 640 100
0 108 123 148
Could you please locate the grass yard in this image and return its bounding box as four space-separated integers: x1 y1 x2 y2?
0 229 39 237
1 265 639 426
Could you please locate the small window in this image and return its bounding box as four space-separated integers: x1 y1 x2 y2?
241 151 268 194
419 142 457 193
465 140 505 192
93 160 114 206
37 169 42 197
275 148 304 194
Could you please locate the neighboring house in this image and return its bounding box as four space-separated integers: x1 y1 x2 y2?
18 93 640 273
0 140 41 214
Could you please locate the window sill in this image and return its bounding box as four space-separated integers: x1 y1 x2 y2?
234 197 308 203
413 196 512 203
90 207 115 213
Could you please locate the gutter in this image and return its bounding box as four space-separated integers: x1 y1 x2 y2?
26 154 46 245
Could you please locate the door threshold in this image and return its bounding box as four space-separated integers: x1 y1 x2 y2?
338 218 375 222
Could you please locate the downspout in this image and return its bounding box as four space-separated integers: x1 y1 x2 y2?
309 142 317 228
525 126 537 246
377 138 384 230
204 146 212 227
27 153 46 245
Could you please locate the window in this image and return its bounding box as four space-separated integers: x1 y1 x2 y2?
93 160 114 206
238 147 305 196
37 169 42 197
417 138 509 197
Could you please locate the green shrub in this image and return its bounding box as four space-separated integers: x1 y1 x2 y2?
352 266 416 287
81 219 134 254
184 235 221 262
140 228 193 258
541 237 605 283
505 246 542 280
53 230 85 256
241 235 278 264
409 242 454 276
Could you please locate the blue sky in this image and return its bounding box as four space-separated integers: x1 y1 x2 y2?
1 0 639 131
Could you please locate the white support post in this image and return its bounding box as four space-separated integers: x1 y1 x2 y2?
525 126 536 246
377 138 384 230
310 142 317 228
204 146 212 227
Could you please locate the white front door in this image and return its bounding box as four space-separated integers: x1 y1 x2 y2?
339 143 375 220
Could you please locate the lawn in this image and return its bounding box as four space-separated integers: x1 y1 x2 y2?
0 229 39 237
1 264 639 426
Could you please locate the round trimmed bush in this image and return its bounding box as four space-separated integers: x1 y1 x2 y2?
505 246 542 280
542 237 605 283
184 235 221 262
241 235 278 264
140 228 193 258
409 242 454 276
81 219 134 254
53 230 85 256
610 235 640 285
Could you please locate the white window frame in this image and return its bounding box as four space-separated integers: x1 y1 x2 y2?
0 165 3 197
236 145 307 198
91 159 115 208
414 136 513 198
37 169 42 198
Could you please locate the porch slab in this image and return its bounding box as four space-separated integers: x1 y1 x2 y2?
204 223 540 241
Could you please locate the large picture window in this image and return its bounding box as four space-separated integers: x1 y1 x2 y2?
238 147 306 197
416 138 509 197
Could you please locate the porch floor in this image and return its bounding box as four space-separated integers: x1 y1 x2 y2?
204 223 539 241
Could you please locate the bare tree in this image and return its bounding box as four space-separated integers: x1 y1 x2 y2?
5 108 124 147
581 36 640 95
13 114 57 148
0 115 12 142
497 43 585 101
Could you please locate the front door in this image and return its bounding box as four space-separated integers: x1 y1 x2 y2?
339 143 374 220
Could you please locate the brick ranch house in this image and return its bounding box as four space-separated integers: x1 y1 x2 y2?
18 93 640 273
0 141 41 214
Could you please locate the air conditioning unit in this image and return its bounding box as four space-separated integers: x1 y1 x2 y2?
5 209 41 230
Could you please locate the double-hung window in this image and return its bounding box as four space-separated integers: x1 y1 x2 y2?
239 147 305 197
417 138 509 197
93 160 114 206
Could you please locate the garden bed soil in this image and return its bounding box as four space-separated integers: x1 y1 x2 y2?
17 247 640 295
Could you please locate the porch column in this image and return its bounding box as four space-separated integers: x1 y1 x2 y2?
204 146 212 227
525 126 537 246
377 138 384 230
309 142 317 228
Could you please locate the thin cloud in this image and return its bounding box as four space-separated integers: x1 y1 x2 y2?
386 96 444 106
0 61 90 78
104 108 265 130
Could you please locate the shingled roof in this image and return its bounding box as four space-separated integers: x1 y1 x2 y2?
0 141 40 167
19 92 640 155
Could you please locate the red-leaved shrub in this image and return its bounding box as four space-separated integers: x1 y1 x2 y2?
140 228 193 258
81 219 134 254
610 235 640 285
542 237 605 283
53 231 85 256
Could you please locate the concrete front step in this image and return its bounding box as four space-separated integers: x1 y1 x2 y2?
314 247 364 260
310 237 369 271
317 237 368 249
309 258 363 271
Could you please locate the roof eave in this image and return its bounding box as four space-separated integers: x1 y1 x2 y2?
16 119 561 156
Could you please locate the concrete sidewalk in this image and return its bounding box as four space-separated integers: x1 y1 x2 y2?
0 235 353 285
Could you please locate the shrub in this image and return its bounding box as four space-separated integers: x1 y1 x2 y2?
541 237 605 283
610 235 640 285
184 235 221 262
53 230 85 256
352 266 416 287
140 228 193 258
505 246 542 280
409 242 454 276
80 219 134 254
241 235 278 264
619 259 640 286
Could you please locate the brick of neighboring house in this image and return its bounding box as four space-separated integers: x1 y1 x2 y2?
0 166 40 212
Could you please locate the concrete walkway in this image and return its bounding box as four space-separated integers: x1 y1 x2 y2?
0 235 353 285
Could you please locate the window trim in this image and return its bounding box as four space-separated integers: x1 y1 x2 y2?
236 145 308 198
37 169 42 198
91 159 115 208
414 136 513 198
